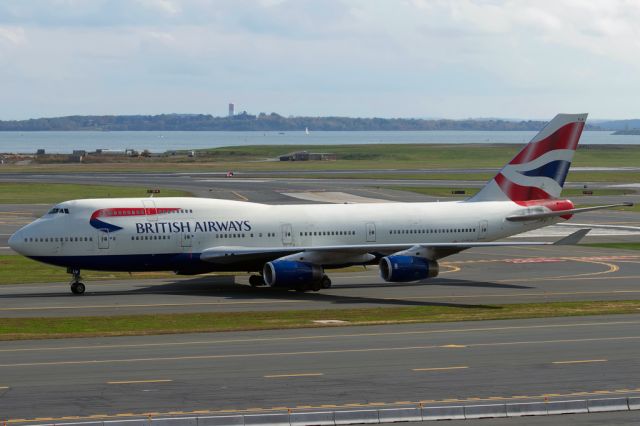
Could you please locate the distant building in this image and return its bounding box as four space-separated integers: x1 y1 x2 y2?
228 103 235 117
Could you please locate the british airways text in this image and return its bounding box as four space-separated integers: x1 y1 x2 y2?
136 220 251 234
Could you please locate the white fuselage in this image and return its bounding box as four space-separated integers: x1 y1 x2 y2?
9 197 559 272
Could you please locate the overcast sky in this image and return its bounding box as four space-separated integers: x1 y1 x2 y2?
0 0 639 120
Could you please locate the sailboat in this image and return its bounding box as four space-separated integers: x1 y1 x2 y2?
305 127 310 135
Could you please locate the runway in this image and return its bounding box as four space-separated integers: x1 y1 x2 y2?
2 245 640 317
2 314 640 422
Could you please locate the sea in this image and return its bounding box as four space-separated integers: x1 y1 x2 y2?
0 130 638 154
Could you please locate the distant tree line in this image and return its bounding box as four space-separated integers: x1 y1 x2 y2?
0 112 603 131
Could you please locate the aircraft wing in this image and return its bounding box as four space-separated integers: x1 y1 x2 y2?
200 229 590 264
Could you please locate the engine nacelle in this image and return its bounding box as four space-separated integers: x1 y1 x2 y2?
379 256 439 283
263 260 324 288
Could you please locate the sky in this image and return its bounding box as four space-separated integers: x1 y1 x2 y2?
0 0 639 120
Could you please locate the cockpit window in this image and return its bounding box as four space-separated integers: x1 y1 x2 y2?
47 207 70 215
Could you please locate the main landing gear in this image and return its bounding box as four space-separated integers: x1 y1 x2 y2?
67 268 86 295
249 273 332 292
249 275 265 287
295 275 332 292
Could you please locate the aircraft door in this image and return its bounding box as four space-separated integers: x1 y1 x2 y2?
142 200 157 221
181 233 193 248
281 224 293 246
478 220 489 240
97 230 110 249
366 222 376 242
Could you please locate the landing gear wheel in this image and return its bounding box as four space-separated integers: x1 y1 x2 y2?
249 275 264 287
321 275 332 289
70 282 85 295
68 268 85 295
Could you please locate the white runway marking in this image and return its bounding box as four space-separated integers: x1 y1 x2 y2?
281 191 391 204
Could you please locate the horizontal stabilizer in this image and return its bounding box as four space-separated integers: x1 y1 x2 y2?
553 228 591 245
506 202 633 222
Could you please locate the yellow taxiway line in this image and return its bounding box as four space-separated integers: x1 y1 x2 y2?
107 379 172 384
552 359 608 365
263 373 324 378
6 387 640 424
412 366 468 372
0 335 636 368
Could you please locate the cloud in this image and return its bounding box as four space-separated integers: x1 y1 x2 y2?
1 0 640 119
0 25 25 46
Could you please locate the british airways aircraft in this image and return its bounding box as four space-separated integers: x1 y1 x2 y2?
8 113 631 294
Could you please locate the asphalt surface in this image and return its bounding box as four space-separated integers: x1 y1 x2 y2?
2 170 640 424
2 244 640 317
2 315 640 422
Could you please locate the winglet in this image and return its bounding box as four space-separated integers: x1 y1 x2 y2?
553 228 590 245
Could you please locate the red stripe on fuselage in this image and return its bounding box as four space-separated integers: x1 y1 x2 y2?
509 121 584 165
90 207 180 220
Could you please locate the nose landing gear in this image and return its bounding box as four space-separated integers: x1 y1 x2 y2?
67 268 86 295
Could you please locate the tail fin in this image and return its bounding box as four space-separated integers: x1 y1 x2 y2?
470 113 587 203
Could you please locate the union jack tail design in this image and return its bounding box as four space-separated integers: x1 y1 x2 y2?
470 113 587 203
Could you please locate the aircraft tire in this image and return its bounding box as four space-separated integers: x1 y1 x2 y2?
321 276 332 289
71 282 86 295
249 275 263 287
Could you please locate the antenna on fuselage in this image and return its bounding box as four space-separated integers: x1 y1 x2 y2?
147 189 160 198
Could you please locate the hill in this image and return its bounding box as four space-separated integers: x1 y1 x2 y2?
0 113 588 132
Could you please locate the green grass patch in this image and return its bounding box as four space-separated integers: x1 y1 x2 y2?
2 300 640 340
0 255 178 284
3 143 640 174
385 186 634 198
584 242 640 251
0 183 191 204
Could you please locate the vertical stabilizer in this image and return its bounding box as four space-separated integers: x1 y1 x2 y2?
469 113 587 203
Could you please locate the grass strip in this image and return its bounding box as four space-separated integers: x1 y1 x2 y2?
0 183 191 204
0 255 179 284
2 300 640 341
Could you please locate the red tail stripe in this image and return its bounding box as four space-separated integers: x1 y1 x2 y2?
509 121 584 165
495 173 552 202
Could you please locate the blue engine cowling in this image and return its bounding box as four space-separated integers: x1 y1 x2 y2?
263 260 324 288
379 256 439 282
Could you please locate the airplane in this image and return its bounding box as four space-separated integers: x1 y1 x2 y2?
8 113 632 295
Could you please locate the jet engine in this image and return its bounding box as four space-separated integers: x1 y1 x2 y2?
263 260 324 288
379 256 439 283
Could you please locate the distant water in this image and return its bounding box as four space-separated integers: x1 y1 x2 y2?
0 130 638 154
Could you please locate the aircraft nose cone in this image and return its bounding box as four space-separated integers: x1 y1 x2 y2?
8 230 23 254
